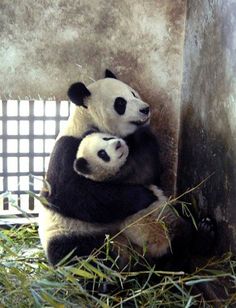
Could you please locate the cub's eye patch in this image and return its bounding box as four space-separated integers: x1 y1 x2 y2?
103 137 115 141
114 97 127 115
97 150 110 162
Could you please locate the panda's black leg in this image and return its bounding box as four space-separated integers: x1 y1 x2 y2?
47 234 122 294
47 234 106 266
192 217 217 256
153 219 194 273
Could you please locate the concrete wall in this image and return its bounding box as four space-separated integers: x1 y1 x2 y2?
178 0 236 253
0 0 187 195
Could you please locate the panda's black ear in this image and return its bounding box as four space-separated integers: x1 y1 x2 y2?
105 69 117 79
67 82 91 108
74 158 91 175
82 128 99 139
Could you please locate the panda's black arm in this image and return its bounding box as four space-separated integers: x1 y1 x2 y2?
53 179 158 223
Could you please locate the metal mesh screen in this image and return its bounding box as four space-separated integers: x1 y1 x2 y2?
0 100 70 219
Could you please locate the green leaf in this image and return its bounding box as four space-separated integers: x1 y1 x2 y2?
68 268 95 279
40 290 65 308
84 262 110 280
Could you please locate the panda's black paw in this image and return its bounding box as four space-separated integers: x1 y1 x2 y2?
194 217 217 256
198 217 216 240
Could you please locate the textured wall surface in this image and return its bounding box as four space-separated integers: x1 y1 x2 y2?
178 0 236 252
0 0 187 194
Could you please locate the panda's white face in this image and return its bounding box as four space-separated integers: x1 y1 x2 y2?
87 78 150 137
73 132 129 181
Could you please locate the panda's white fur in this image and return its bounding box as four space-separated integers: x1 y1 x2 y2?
74 132 129 182
58 78 150 139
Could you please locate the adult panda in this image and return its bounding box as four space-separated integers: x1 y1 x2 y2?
39 70 215 268
39 70 165 266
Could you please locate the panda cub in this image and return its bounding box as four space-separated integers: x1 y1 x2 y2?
73 131 129 182
39 130 159 266
74 131 183 258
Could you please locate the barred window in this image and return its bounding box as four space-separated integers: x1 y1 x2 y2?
0 100 70 222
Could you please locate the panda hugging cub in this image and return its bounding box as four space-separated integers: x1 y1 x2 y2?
39 70 215 268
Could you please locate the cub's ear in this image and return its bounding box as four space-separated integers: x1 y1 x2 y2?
82 128 99 139
67 82 91 108
74 158 91 175
105 69 117 79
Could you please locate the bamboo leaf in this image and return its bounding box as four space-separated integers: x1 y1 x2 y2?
40 291 65 308
84 263 110 280
185 277 216 286
68 267 95 279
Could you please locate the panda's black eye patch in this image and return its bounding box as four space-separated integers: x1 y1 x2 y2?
103 137 115 141
98 150 110 162
114 97 127 115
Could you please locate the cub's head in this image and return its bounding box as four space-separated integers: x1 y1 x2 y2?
73 132 129 181
67 70 150 137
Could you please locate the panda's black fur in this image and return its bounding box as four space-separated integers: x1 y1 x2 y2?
113 127 162 185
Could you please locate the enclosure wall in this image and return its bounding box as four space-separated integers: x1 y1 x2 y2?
178 0 236 253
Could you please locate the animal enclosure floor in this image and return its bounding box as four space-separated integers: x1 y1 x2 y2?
0 224 235 307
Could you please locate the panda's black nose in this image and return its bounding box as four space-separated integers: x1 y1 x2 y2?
140 107 150 115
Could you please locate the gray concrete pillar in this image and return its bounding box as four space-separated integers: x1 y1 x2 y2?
178 0 236 253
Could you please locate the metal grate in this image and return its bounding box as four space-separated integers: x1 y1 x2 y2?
0 100 70 219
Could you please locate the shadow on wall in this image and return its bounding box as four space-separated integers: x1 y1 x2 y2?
177 0 236 254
